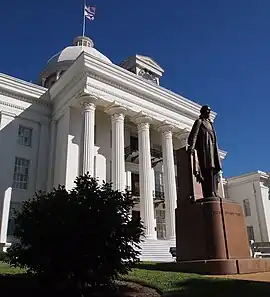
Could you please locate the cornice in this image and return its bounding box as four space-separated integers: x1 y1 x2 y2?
136 54 164 73
0 73 50 107
85 79 193 129
50 71 88 104
82 52 217 122
226 171 269 187
0 99 26 111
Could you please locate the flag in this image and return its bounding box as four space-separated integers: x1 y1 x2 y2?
85 5 96 21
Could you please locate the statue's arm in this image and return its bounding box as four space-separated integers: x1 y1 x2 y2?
187 119 201 150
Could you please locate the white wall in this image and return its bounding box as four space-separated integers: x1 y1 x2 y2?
0 98 50 202
226 178 270 242
0 93 50 243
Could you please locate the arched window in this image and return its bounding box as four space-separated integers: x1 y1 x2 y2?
243 199 251 217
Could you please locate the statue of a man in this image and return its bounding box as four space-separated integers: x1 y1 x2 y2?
187 105 222 198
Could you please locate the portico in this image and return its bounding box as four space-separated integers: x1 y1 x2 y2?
56 93 182 242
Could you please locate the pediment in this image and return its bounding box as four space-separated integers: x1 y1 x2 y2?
136 54 164 73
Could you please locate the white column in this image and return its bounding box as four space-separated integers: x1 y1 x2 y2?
0 187 12 244
105 102 127 192
134 113 156 239
47 120 56 192
81 98 96 176
159 123 177 240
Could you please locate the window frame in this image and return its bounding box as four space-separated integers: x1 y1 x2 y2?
243 199 251 217
17 125 33 147
12 157 30 190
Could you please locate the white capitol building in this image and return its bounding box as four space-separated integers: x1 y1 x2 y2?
0 36 269 261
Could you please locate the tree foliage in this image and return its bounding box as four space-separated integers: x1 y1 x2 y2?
6 174 144 294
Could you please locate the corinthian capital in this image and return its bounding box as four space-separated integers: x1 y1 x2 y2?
80 94 99 110
104 101 127 118
157 121 177 133
132 111 153 125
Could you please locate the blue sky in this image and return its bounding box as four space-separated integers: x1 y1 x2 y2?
0 0 269 178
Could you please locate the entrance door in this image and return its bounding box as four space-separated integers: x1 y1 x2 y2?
156 209 166 239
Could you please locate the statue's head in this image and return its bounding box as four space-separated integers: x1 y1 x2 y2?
200 105 211 119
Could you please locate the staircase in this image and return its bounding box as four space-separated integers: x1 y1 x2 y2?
138 239 176 262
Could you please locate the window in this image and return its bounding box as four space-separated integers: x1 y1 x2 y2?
12 157 30 190
243 199 251 217
155 171 164 198
247 226 255 241
17 125 32 146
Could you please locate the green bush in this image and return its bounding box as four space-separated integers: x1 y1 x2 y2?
6 174 144 294
0 251 7 261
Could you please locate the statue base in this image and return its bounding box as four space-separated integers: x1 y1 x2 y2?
174 197 270 274
153 258 270 275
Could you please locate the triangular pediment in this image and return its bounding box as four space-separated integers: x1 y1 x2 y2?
136 54 164 73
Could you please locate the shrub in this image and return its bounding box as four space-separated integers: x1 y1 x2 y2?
0 250 7 261
6 174 144 294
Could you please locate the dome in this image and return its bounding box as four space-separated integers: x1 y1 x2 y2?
39 36 111 88
47 36 112 65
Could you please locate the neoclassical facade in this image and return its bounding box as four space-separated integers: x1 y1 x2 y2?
0 36 227 261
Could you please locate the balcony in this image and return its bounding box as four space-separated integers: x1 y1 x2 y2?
125 145 163 167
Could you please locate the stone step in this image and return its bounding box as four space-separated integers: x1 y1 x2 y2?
138 239 176 262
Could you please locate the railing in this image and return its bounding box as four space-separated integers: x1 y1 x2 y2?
150 148 162 159
125 146 163 160
155 190 164 199
124 145 138 160
131 189 164 200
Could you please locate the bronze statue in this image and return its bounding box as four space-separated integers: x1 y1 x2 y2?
187 105 222 198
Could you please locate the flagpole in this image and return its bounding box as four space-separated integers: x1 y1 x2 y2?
82 0 86 37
